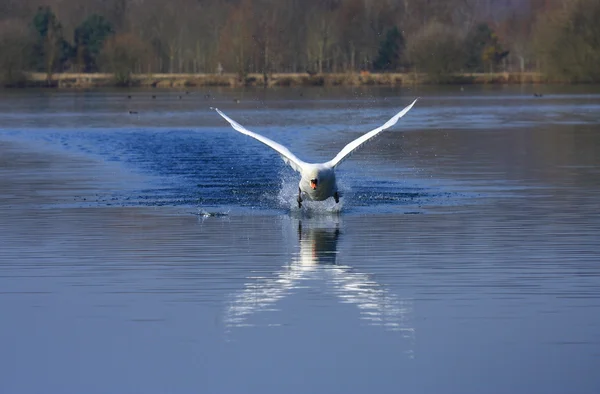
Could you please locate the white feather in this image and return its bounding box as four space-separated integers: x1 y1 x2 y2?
215 108 306 173
326 98 418 168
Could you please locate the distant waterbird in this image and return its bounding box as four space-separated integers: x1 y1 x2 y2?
214 98 419 207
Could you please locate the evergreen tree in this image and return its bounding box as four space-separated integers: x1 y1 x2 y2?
31 6 72 75
74 15 114 72
373 27 405 71
465 23 508 73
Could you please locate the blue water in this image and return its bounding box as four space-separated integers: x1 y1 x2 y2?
1 86 600 394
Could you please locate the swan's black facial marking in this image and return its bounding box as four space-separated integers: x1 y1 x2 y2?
310 178 318 190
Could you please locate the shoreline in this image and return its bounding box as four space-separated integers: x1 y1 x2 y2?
6 71 554 89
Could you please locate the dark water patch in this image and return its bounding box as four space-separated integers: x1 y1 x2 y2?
2 125 470 213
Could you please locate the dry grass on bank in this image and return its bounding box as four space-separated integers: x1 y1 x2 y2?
21 71 549 88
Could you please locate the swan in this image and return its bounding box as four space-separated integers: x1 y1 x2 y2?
214 98 418 207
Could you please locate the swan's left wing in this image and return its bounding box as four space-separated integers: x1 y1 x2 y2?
215 108 306 173
326 98 418 168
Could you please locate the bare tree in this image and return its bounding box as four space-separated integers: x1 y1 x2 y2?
407 21 466 79
304 0 340 73
534 0 600 82
218 0 254 78
100 33 151 83
0 19 33 86
496 10 534 72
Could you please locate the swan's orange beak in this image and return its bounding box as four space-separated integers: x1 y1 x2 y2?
310 179 318 190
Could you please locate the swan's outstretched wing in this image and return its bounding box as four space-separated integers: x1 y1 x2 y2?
215 108 306 173
326 98 418 168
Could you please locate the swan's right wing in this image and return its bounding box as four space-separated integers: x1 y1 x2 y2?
326 98 418 168
215 108 306 173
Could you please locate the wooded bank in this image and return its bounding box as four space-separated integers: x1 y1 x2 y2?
2 0 600 87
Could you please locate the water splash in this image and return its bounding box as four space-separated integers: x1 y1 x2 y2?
196 208 230 218
276 169 348 214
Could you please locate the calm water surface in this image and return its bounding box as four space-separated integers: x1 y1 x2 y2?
1 86 600 394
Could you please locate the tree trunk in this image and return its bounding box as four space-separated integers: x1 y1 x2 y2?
45 25 57 84
169 44 175 73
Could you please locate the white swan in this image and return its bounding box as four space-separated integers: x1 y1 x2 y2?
215 98 418 207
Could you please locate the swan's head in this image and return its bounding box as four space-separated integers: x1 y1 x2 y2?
305 167 321 190
303 165 332 192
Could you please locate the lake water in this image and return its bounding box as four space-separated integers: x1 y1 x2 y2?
1 86 599 394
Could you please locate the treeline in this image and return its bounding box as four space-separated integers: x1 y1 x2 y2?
1 0 600 86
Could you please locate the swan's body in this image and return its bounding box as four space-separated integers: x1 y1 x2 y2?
299 163 337 202
214 98 418 207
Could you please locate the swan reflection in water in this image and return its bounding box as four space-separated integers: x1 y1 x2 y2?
224 218 415 355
